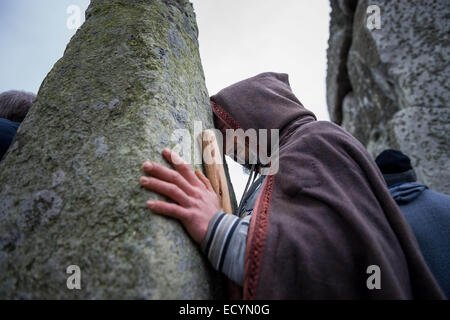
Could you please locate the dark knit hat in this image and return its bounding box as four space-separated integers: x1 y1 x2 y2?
375 149 413 174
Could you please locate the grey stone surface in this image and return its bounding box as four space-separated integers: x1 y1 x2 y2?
327 0 450 194
0 0 225 299
326 0 357 125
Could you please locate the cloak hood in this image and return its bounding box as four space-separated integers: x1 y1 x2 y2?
210 72 315 133
210 72 316 168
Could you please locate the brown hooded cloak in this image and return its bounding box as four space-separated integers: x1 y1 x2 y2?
210 72 444 299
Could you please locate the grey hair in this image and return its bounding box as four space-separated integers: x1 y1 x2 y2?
0 90 36 122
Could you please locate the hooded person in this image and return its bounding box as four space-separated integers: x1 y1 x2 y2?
208 72 444 299
376 149 450 298
140 72 444 299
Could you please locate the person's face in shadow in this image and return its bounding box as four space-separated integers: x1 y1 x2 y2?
213 114 253 167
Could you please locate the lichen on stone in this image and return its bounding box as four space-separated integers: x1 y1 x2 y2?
0 0 224 299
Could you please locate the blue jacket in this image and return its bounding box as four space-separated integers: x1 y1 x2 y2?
0 118 20 160
389 182 450 298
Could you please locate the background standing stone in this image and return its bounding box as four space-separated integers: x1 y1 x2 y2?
327 0 450 194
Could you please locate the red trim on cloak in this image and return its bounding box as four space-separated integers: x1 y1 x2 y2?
210 100 275 299
243 174 275 300
210 100 244 131
210 100 254 162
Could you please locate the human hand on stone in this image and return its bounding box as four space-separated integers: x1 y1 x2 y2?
140 148 221 244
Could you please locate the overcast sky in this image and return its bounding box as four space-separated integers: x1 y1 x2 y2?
0 0 331 201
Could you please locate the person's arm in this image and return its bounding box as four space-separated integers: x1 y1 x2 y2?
201 211 250 286
139 148 248 285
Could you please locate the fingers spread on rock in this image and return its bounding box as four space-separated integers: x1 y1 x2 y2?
195 170 214 192
142 161 196 195
140 177 191 207
147 200 189 221
163 149 201 187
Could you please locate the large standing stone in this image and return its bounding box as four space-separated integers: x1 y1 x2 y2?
327 0 450 194
0 0 224 299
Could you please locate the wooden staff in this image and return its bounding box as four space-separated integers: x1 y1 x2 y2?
200 129 242 300
201 130 233 214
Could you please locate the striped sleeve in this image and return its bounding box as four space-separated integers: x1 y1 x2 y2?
201 211 250 285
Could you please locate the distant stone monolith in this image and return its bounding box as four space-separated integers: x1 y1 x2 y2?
327 0 450 194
